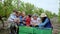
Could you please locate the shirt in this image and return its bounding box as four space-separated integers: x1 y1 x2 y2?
19 16 23 22
31 18 41 25
26 17 31 26
39 18 52 28
8 13 16 22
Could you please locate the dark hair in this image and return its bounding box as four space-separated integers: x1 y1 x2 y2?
28 14 32 18
13 9 18 12
42 17 47 22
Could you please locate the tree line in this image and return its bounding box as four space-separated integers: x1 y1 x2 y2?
0 0 60 23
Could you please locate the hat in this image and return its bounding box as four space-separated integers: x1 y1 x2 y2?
40 13 47 17
33 14 38 17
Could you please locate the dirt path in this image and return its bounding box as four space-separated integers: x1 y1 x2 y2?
52 23 60 34
0 21 60 34
0 29 9 34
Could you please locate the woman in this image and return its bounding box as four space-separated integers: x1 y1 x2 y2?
39 13 53 28
31 14 40 27
25 15 31 26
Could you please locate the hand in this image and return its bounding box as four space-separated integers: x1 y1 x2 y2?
13 20 17 22
26 25 30 27
34 23 38 26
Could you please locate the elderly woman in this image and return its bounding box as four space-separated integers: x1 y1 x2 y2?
30 14 41 27
39 13 53 28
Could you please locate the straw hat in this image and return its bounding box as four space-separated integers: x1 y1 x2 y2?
40 13 47 17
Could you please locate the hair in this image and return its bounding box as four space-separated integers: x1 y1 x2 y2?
13 9 18 12
42 17 50 23
22 11 25 15
28 14 32 18
42 17 47 22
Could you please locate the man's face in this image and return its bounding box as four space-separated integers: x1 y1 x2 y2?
22 13 25 17
15 12 20 17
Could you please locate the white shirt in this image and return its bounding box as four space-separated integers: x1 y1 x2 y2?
8 13 17 22
31 18 41 25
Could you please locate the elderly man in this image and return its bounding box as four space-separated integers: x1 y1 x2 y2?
19 11 26 26
8 10 20 34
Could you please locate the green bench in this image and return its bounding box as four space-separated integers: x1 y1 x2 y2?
19 26 52 34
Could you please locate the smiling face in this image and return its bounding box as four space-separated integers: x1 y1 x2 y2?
33 16 37 20
21 12 25 17
14 12 20 17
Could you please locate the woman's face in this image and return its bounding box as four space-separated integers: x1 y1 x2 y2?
33 16 37 20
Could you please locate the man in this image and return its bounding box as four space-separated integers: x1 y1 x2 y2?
8 10 20 34
8 10 18 22
19 11 26 26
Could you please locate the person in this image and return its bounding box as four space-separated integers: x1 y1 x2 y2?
39 13 53 28
30 14 41 27
13 11 20 25
19 11 26 26
8 10 20 34
8 10 18 22
25 15 31 26
8 10 20 25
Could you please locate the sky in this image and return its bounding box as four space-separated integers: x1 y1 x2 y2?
21 0 59 14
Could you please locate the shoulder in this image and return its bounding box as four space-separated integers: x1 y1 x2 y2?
45 18 50 21
10 13 15 17
37 17 41 20
31 18 33 20
46 18 49 20
20 16 22 17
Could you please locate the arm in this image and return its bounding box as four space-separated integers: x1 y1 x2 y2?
8 14 15 22
39 18 49 27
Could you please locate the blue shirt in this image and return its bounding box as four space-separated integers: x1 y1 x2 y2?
39 18 52 28
19 16 23 22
